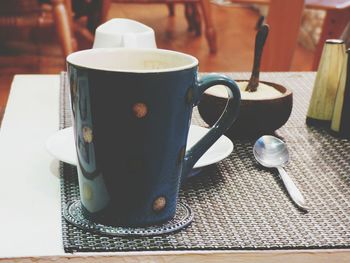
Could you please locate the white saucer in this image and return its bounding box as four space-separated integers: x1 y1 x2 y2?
46 125 233 169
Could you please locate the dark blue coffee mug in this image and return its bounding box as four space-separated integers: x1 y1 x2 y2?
67 48 240 226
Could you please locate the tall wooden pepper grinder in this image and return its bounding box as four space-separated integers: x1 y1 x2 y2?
331 48 350 138
306 39 346 126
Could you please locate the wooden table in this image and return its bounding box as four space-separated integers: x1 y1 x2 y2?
0 74 350 262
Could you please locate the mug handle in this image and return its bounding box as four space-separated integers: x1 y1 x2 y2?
181 74 241 181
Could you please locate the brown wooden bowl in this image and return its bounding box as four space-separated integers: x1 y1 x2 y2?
198 80 293 138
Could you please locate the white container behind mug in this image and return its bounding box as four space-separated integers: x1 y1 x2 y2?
93 18 157 49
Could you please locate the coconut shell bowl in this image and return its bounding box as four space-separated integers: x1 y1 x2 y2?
197 80 293 138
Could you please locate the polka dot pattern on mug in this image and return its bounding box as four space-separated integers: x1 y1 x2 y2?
153 196 167 212
132 103 148 118
82 126 93 143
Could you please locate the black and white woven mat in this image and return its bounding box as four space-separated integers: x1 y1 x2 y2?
60 72 350 252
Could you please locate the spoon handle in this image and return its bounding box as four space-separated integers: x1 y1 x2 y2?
246 24 269 92
277 167 308 211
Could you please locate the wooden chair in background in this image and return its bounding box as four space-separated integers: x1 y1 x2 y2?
260 0 305 71
229 0 304 71
0 0 94 57
231 0 350 70
306 0 350 69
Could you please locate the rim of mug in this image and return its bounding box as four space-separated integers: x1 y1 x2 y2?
66 48 199 73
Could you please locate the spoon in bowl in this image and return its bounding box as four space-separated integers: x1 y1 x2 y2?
246 24 269 92
253 135 308 211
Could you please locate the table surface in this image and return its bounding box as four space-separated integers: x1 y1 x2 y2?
230 0 350 9
0 74 350 263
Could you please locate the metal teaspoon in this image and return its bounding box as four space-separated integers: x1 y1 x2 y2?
253 135 308 211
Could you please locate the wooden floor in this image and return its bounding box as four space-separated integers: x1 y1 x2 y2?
0 3 314 123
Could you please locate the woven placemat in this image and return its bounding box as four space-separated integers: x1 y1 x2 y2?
60 72 350 252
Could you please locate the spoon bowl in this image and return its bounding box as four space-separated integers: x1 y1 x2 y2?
253 135 289 168
253 135 308 211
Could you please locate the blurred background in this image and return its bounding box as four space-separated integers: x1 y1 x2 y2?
0 0 349 123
